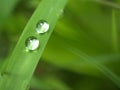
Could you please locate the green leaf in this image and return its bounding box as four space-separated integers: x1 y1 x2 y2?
111 9 118 53
0 0 67 90
67 46 120 88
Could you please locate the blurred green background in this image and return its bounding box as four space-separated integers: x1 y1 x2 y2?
0 0 120 90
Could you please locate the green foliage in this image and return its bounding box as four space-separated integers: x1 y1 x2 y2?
0 0 67 90
0 0 120 90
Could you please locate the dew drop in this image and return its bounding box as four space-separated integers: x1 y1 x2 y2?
59 9 64 19
25 36 39 51
36 20 49 34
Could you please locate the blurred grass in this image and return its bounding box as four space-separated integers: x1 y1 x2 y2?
67 46 120 88
0 0 120 90
0 0 19 27
112 9 118 52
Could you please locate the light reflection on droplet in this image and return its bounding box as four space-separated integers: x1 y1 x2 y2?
25 36 39 51
36 20 49 34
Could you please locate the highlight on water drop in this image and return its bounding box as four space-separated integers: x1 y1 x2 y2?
25 36 39 51
36 20 49 34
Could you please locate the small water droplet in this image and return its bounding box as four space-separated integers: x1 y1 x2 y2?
25 36 39 51
36 20 49 34
59 9 64 19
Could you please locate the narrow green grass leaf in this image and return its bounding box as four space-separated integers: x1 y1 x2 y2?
95 0 120 10
67 46 120 88
0 0 67 90
111 9 118 53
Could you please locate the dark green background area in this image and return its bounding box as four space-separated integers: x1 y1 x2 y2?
0 0 120 90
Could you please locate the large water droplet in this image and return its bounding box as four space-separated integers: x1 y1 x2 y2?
25 36 39 51
36 20 49 34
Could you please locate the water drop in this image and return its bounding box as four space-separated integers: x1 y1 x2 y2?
36 20 49 34
25 36 39 51
59 9 64 19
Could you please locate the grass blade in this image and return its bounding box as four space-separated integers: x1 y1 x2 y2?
95 0 120 10
111 9 118 53
67 46 120 88
0 0 67 90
